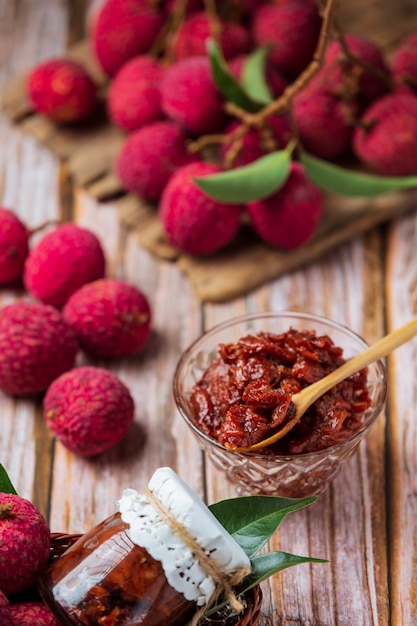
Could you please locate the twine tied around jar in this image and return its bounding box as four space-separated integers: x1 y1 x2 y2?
144 486 252 626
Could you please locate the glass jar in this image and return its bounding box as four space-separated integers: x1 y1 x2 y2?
39 468 251 626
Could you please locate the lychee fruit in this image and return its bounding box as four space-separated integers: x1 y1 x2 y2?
0 207 29 286
10 601 60 626
0 590 12 626
323 34 390 106
229 54 287 99
0 301 78 396
293 80 355 160
160 56 227 136
91 0 164 77
0 493 50 595
221 115 291 168
390 32 417 94
62 278 152 358
116 121 195 201
107 55 165 132
24 223 106 308
27 59 97 123
352 92 417 176
159 161 243 255
171 11 251 61
252 0 321 79
43 366 135 456
247 161 323 249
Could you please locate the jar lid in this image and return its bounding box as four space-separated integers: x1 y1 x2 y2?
118 467 251 606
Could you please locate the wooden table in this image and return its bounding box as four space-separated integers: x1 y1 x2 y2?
0 2 416 625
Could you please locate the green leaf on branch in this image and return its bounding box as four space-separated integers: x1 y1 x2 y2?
194 146 294 203
301 151 417 197
209 494 317 558
207 39 263 113
241 46 274 105
0 464 18 494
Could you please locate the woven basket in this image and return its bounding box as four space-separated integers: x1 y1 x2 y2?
50 533 263 626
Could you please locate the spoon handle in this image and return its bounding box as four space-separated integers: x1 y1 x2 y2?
295 315 417 413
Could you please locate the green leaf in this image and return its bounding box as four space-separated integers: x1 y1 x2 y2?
194 147 293 204
236 552 327 596
208 39 263 113
301 151 417 197
241 46 274 105
209 494 317 558
0 465 18 494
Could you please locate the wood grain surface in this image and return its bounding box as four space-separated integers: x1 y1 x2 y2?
0 1 416 625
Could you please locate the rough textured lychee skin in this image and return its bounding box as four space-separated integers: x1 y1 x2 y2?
229 54 287 99
0 301 78 396
107 55 165 132
0 493 51 596
352 92 417 176
116 121 195 201
0 590 12 626
293 81 355 160
172 11 251 61
24 223 106 308
323 34 390 106
0 207 29 285
10 601 60 626
160 56 226 136
62 278 152 358
221 115 291 168
159 161 243 255
252 0 321 79
247 162 323 249
43 366 135 456
27 59 97 123
92 0 164 77
391 32 417 93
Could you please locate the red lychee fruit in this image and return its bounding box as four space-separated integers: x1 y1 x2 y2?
171 11 251 61
0 207 29 286
0 493 50 595
107 55 165 132
159 161 243 255
247 161 323 249
323 34 390 106
27 59 97 123
252 0 321 79
0 301 78 396
229 54 287 99
0 590 12 626
390 32 417 94
10 601 60 626
160 56 226 136
116 121 195 201
43 366 135 456
91 0 164 77
220 115 291 168
352 92 417 176
293 80 355 160
62 278 152 358
24 223 106 308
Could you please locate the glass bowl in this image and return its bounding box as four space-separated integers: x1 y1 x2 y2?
173 311 387 498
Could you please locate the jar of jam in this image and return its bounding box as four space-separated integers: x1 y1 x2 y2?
39 468 251 626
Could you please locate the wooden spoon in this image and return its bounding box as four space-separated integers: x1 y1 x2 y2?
231 316 417 453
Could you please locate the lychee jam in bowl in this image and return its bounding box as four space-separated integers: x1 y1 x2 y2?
173 311 387 498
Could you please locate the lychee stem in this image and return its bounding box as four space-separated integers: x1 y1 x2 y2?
0 503 13 518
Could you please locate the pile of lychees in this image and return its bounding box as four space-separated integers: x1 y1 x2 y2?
0 209 152 457
0 482 60 625
25 0 417 255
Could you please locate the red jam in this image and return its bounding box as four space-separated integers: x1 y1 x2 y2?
190 328 371 453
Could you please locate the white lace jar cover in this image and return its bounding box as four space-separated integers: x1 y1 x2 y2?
118 467 251 606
